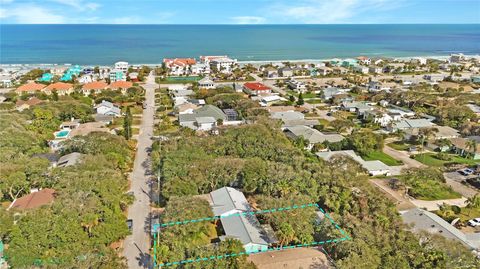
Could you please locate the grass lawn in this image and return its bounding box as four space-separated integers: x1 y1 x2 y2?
387 141 411 151
409 181 462 200
305 99 323 104
414 153 480 167
362 151 403 166
132 118 142 125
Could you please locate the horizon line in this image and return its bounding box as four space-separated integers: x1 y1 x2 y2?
2 23 479 26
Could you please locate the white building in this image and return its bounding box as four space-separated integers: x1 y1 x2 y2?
198 77 215 89
94 100 121 117
201 56 237 74
354 66 369 74
191 63 210 75
109 69 127 82
114 61 129 73
287 79 307 93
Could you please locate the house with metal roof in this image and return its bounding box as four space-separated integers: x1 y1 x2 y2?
401 208 479 250
209 187 271 253
316 150 391 176
285 126 344 150
178 105 227 131
94 100 121 117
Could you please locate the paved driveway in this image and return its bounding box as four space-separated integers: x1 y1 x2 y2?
123 73 156 269
443 172 479 198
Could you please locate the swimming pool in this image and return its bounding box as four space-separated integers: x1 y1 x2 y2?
55 130 70 139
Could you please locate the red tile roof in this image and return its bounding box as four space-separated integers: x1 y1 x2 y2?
10 189 55 210
109 81 133 89
243 82 271 91
82 81 108 90
16 82 45 92
45 82 73 91
163 58 196 67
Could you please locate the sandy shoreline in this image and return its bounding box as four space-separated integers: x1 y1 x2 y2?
1 54 478 68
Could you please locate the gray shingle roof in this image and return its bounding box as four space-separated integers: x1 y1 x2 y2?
286 126 344 144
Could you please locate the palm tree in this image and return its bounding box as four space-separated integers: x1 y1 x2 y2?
465 194 480 209
419 127 438 152
465 139 477 159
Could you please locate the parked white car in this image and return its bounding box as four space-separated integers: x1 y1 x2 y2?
467 218 480 227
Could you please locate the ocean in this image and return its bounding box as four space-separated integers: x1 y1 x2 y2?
1 24 479 65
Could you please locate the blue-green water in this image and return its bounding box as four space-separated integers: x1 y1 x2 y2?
1 24 479 64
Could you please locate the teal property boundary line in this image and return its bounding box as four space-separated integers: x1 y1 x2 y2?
155 203 350 268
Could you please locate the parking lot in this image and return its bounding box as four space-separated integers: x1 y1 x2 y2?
443 172 479 198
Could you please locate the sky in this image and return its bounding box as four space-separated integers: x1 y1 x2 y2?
0 0 479 24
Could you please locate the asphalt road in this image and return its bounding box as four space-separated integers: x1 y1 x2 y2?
123 72 156 269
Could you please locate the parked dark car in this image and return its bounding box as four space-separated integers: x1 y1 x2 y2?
126 219 133 231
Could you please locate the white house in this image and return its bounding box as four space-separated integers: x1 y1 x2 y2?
198 77 215 89
287 79 307 93
201 56 237 74
109 69 127 82
209 187 271 253
191 63 210 75
114 61 129 73
354 66 369 74
94 100 121 117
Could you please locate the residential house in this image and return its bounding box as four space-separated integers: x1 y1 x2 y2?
178 105 228 131
109 81 133 93
56 152 83 168
200 56 237 74
387 105 415 117
109 69 127 82
363 110 401 127
353 66 369 74
424 74 447 83
15 97 43 111
270 110 317 128
243 82 272 95
286 79 307 93
9 189 55 210
316 150 391 176
209 187 272 253
284 126 344 150
391 119 434 132
163 58 197 76
16 82 45 95
341 59 358 67
341 101 373 115
176 103 199 115
451 137 480 160
401 208 479 250
191 63 210 75
368 81 395 92
369 66 383 74
317 67 333 76
259 95 283 107
198 77 215 89
129 72 139 82
82 81 108 95
114 61 129 73
356 56 371 65
263 66 278 78
332 67 348 75
38 73 53 82
95 100 121 117
44 82 74 95
278 67 293 77
449 53 465 63
322 87 350 100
